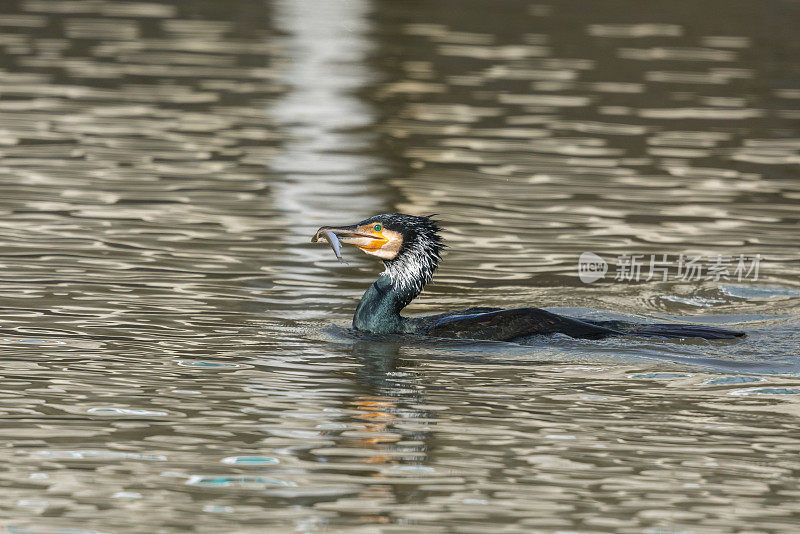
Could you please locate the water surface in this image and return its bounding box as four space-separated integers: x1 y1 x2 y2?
0 0 799 532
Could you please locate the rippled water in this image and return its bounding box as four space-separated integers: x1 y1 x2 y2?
1 0 799 532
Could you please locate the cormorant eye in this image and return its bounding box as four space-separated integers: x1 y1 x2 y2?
373 224 382 232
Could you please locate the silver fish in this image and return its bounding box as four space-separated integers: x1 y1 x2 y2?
321 230 345 262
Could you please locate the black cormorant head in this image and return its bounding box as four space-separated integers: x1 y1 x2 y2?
312 213 444 293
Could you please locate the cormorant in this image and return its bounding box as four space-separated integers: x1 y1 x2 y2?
311 213 745 341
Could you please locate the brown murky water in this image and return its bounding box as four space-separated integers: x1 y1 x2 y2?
0 0 799 532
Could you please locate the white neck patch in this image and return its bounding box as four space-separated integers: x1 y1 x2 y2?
381 234 440 297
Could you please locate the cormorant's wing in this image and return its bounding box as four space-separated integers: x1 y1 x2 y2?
418 307 620 341
416 309 746 341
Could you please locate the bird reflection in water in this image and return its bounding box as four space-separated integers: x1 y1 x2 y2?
331 339 434 525
346 340 429 463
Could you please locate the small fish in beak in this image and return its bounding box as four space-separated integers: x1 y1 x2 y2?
312 226 358 263
320 230 344 262
311 222 392 262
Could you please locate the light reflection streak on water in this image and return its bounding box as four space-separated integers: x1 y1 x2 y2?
270 0 382 232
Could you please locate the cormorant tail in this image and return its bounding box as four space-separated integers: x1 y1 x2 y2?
586 320 745 340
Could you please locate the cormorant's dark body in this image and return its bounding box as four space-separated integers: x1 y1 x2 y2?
353 275 744 341
316 214 745 342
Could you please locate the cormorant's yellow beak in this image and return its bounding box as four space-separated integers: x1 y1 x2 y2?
311 223 388 252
